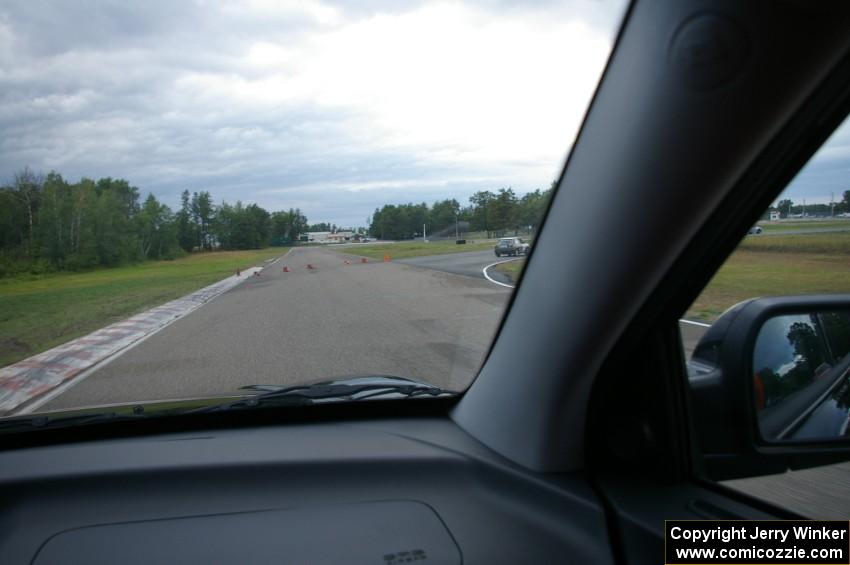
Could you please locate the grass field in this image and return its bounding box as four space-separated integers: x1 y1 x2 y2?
760 220 850 232
0 248 287 367
687 232 850 322
337 240 496 260
739 231 850 254
492 259 524 284
476 232 850 324
686 249 850 321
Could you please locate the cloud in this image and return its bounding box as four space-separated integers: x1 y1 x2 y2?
780 119 850 204
0 0 625 225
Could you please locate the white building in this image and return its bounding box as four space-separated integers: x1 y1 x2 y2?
306 231 355 243
305 231 332 243
327 231 355 243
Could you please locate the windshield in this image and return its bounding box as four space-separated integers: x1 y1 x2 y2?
0 0 627 422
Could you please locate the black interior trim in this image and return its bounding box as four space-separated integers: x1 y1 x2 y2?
0 396 459 452
594 43 850 480
666 54 850 339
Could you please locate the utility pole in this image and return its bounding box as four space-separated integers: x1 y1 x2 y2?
455 215 459 240
423 223 427 242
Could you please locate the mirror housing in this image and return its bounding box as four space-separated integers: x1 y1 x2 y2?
688 295 850 480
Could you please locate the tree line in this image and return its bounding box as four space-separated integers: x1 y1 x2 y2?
774 193 850 218
0 168 308 276
368 186 553 241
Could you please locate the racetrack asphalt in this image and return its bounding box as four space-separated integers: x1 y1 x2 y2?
41 247 510 411
398 250 514 285
399 249 709 357
40 246 708 413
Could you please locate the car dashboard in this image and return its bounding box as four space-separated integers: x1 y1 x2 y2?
0 417 615 564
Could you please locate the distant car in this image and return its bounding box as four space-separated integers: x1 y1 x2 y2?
494 237 529 257
748 226 763 234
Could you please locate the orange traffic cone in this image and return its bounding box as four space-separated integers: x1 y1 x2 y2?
383 254 390 262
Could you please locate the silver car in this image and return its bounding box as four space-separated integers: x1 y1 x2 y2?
494 237 530 257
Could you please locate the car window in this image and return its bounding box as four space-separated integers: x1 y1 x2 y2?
683 116 850 518
0 2 627 425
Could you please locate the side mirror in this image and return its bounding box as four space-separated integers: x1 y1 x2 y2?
688 295 850 480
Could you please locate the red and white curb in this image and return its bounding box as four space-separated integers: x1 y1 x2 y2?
0 265 265 415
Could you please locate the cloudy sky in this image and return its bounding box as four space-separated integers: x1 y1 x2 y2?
3 1 846 226
783 119 850 206
0 0 627 226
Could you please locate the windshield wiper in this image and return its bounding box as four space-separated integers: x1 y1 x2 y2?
0 403 179 434
190 377 452 414
0 377 452 432
0 411 140 433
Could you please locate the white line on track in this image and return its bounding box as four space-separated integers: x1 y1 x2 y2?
482 258 521 289
481 257 712 330
679 319 711 328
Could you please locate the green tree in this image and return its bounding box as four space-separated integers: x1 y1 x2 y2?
92 188 136 266
213 201 235 250
469 191 495 236
308 222 332 232
11 168 43 257
37 172 72 267
0 186 27 253
96 178 140 218
429 199 461 236
409 203 428 237
66 179 98 269
245 203 271 248
176 190 196 252
136 193 177 259
487 188 518 235
191 191 215 251
271 208 308 245
213 200 272 250
517 189 550 232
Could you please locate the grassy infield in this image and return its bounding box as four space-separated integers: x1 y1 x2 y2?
2 223 850 367
350 240 495 260
687 232 850 321
491 227 850 323
0 249 286 367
